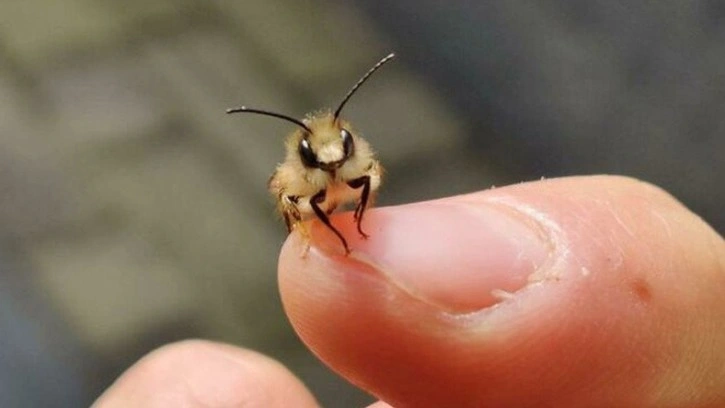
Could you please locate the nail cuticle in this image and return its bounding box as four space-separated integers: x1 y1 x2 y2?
481 195 571 283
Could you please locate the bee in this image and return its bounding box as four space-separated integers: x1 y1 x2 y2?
226 53 395 254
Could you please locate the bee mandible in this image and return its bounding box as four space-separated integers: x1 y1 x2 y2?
226 53 395 254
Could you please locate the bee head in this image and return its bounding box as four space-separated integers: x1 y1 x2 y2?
226 53 394 173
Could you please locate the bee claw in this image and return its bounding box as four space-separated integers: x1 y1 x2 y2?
357 229 370 240
299 241 311 258
301 249 310 258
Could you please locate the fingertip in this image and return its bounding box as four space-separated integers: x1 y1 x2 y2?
94 340 318 408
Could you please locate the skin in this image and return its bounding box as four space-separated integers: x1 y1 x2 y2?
95 176 725 408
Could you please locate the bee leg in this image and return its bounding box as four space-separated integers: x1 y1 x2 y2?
284 212 309 241
281 195 303 232
310 189 350 254
281 195 310 257
283 212 293 233
347 175 371 239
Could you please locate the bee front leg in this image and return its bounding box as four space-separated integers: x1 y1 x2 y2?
281 195 306 239
280 195 302 232
347 175 371 239
310 189 350 254
280 195 312 257
282 211 293 233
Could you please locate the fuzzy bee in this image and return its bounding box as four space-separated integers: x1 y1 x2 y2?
226 53 395 254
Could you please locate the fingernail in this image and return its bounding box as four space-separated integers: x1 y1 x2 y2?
343 200 553 312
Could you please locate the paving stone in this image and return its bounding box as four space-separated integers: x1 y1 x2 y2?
39 57 164 147
216 0 385 88
30 231 201 352
0 147 80 241
0 76 26 133
0 77 87 240
0 0 123 65
81 140 280 288
0 0 198 67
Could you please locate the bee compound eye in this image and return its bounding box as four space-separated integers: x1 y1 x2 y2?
298 138 319 168
341 128 355 158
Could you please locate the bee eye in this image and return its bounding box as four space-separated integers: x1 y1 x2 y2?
341 129 354 158
298 138 318 168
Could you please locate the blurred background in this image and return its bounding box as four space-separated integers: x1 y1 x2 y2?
0 0 722 406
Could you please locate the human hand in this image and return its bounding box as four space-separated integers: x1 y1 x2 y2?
95 176 725 407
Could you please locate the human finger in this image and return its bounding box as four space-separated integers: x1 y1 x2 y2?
279 175 725 407
93 340 319 408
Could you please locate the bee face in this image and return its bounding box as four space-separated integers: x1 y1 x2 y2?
298 116 355 172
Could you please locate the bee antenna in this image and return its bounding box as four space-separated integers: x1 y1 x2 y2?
226 106 312 133
334 53 395 120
